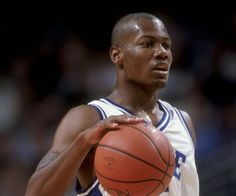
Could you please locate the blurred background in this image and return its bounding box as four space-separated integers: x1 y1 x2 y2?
0 3 235 196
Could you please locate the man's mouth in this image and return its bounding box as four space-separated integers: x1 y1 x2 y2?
152 62 168 71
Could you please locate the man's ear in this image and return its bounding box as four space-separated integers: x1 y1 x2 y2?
109 46 123 68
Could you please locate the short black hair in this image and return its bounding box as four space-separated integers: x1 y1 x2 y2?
111 12 158 46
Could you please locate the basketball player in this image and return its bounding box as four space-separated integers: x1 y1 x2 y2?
26 12 199 196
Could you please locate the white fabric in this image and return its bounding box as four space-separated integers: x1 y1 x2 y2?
79 98 199 196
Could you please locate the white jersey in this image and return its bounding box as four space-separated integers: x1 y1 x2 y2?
77 98 199 196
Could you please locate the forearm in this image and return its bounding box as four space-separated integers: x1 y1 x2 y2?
26 133 92 196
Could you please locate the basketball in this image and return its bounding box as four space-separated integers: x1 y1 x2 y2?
94 122 175 195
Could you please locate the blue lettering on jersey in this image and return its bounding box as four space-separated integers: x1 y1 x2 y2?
165 150 187 192
174 150 186 180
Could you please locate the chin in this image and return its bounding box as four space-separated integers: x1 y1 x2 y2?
152 79 167 89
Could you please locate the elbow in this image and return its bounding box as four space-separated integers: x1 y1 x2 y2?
26 183 49 196
25 176 42 196
25 175 49 196
25 175 63 196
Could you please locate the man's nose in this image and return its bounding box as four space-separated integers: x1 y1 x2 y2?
153 45 168 59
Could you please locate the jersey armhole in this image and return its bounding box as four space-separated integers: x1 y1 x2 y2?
174 108 195 148
88 104 107 120
180 111 195 145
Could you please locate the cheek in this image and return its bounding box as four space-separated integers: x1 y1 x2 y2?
123 59 148 79
122 47 153 82
124 65 150 84
123 51 150 74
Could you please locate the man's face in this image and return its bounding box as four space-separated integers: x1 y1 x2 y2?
120 18 172 90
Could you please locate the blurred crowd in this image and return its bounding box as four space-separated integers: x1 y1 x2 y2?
0 9 235 196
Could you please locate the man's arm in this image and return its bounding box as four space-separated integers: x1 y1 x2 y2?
25 105 100 196
26 105 143 196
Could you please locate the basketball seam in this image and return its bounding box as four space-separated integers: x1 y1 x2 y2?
129 125 174 167
151 140 173 195
127 124 174 195
96 170 164 185
98 144 172 179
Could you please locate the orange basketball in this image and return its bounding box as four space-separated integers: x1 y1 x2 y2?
94 122 175 196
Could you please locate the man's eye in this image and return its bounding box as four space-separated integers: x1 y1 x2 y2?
141 42 153 47
162 42 171 50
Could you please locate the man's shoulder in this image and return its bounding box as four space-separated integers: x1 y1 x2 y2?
68 103 101 121
87 98 102 105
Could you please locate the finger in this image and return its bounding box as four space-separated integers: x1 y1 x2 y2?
110 115 144 123
96 121 119 131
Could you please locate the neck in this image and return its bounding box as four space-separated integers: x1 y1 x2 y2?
108 82 159 113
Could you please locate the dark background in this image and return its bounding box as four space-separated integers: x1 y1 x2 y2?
0 4 235 196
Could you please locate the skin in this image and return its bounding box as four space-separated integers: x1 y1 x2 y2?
26 14 196 196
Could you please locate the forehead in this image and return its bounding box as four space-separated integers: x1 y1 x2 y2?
129 18 169 39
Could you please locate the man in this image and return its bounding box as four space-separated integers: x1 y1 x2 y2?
26 12 199 196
